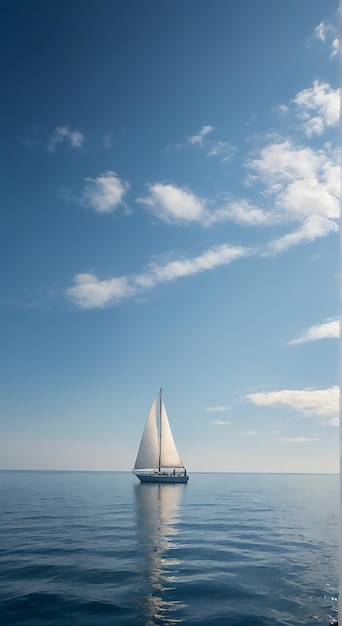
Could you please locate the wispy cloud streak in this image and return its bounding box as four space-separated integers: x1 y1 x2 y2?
289 318 339 344
205 406 231 412
66 244 250 309
187 125 214 145
330 38 338 59
208 141 236 161
273 437 318 443
247 386 339 423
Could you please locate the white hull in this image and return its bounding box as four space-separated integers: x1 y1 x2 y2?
134 472 189 484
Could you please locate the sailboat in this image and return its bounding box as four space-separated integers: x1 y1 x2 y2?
133 389 189 483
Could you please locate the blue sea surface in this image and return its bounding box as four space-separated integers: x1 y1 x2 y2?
0 471 338 625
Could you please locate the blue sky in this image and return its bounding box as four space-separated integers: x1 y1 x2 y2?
1 0 339 472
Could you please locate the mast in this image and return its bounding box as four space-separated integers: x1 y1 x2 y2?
158 388 162 472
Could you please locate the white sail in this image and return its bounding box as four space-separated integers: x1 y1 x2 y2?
160 402 183 468
134 396 159 470
133 390 187 481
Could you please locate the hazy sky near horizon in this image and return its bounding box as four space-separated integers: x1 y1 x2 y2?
1 0 339 473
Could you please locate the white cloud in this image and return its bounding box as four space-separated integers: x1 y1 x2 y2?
313 21 331 42
222 199 270 225
289 318 339 344
81 171 129 213
210 420 231 425
137 183 207 224
182 125 235 162
48 126 84 152
247 140 336 199
66 273 135 309
66 243 250 309
187 125 214 145
268 214 338 253
276 104 290 115
245 139 339 251
138 183 274 228
247 386 339 422
293 80 339 136
241 430 258 436
274 437 319 443
330 37 339 59
205 406 231 412
208 141 236 161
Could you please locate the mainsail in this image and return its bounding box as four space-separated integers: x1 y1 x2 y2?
134 397 159 470
134 390 184 471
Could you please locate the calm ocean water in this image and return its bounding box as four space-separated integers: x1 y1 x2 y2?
0 471 338 625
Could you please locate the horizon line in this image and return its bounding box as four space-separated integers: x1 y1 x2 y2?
0 469 338 475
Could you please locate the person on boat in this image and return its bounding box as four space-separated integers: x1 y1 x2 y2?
184 468 187 476
172 469 176 476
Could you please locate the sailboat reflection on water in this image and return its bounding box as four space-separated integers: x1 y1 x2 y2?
134 482 185 623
